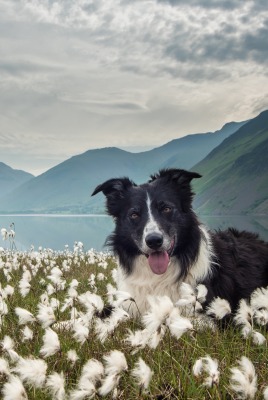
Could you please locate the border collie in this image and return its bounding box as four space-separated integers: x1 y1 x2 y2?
92 169 268 317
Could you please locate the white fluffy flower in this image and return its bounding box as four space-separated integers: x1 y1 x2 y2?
176 282 196 306
1 335 15 352
79 292 104 313
0 357 10 376
131 357 153 390
234 299 253 328
229 356 257 400
67 349 79 364
18 279 31 297
15 307 35 325
78 359 104 388
112 290 134 307
98 374 120 397
124 329 150 350
206 297 231 319
166 308 193 339
46 371 65 400
73 321 89 344
36 303 56 328
143 296 174 332
263 386 268 400
196 284 208 303
103 350 128 376
21 326 33 342
250 286 268 311
14 357 47 388
40 328 61 358
2 374 28 400
193 355 220 387
252 331 266 345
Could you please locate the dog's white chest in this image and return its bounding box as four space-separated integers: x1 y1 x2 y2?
116 256 182 316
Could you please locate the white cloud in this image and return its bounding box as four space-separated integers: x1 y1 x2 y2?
0 0 267 174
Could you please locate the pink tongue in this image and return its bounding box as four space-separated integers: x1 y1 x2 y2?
148 251 169 274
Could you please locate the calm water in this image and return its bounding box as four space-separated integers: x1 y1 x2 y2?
0 214 268 252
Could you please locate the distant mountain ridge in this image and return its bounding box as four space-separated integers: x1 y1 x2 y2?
0 113 266 215
192 110 268 214
0 163 34 198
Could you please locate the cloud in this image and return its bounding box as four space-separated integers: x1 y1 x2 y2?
0 0 267 174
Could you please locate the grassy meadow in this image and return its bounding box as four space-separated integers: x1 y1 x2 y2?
0 244 268 399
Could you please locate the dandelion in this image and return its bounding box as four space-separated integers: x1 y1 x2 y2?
193 355 220 387
15 307 35 325
14 357 47 388
206 297 231 319
46 371 65 400
2 374 28 400
131 357 153 391
229 356 257 399
40 328 61 358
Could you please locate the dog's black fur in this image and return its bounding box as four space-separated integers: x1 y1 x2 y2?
92 168 268 314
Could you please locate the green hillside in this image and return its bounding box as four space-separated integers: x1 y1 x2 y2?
0 121 243 214
193 110 268 215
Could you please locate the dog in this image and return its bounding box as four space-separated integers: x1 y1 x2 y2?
92 168 268 317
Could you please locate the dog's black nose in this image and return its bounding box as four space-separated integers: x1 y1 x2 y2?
145 233 163 249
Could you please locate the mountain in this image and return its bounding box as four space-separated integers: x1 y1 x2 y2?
193 110 268 215
0 120 246 213
0 163 34 198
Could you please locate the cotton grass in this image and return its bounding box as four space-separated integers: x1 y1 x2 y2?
0 245 267 399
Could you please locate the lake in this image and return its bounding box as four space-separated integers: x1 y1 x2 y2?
0 214 268 252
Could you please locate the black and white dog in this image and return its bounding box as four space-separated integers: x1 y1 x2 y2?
92 169 268 317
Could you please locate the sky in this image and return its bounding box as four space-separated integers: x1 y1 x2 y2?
0 0 268 176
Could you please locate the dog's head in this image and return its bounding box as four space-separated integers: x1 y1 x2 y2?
92 169 201 275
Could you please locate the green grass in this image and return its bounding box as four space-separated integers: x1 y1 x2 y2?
0 249 268 399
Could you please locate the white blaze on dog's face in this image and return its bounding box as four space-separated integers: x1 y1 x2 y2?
140 193 175 275
91 169 202 277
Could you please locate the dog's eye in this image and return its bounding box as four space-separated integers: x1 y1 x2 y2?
162 206 172 214
130 212 139 220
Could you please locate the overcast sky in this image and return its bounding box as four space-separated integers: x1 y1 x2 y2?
0 0 267 175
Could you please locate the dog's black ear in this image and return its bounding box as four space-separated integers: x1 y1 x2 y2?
92 177 136 217
150 169 201 185
150 169 201 212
